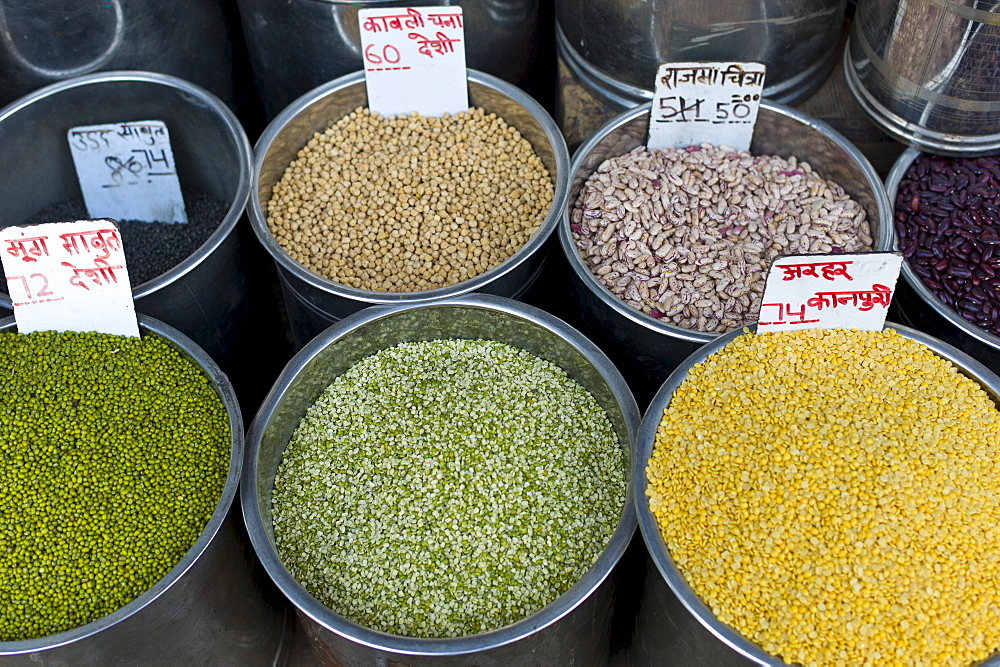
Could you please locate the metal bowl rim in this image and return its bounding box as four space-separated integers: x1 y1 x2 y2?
0 70 253 310
884 147 1000 352
634 322 1000 664
557 99 894 346
0 313 243 655
241 293 640 656
247 69 569 307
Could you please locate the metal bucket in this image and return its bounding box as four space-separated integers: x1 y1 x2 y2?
555 0 848 113
0 314 289 665
633 323 1000 665
235 0 542 119
242 294 639 665
884 147 1000 374
0 71 263 402
556 100 893 408
845 0 1000 156
248 70 569 350
0 0 235 111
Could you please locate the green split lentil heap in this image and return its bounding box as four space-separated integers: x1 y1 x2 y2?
0 331 229 642
646 329 1000 666
272 339 626 638
265 107 554 292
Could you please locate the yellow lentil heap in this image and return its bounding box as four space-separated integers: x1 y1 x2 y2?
646 328 1000 667
265 107 554 292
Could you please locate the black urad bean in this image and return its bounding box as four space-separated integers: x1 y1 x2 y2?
10 188 228 288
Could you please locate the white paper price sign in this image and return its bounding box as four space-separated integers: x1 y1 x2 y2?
67 120 187 224
358 6 468 117
757 253 903 333
648 62 766 152
1 220 139 337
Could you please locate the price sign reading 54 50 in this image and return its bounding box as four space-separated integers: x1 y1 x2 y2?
648 62 766 152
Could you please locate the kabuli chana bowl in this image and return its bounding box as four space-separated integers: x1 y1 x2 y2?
636 324 1000 667
242 296 638 660
249 70 568 305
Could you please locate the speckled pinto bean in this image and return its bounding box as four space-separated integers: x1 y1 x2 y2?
647 328 1000 666
272 339 626 639
266 108 554 293
895 154 1000 337
570 144 872 333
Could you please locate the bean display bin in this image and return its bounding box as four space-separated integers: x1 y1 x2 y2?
0 315 289 665
0 3 996 664
242 295 639 665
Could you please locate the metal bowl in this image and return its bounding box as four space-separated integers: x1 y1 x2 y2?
557 100 893 406
885 147 1000 374
844 0 1000 156
241 294 638 665
248 70 570 350
0 71 253 371
634 323 1000 665
0 315 288 664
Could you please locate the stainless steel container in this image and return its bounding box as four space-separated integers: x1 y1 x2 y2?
845 0 1000 156
235 0 541 119
0 315 289 665
242 294 639 665
633 323 1000 665
885 147 1000 374
0 0 235 111
555 0 848 111
0 71 257 397
557 101 892 408
249 70 569 350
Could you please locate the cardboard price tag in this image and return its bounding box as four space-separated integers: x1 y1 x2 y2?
757 253 903 333
1 220 139 337
358 6 468 117
67 120 187 224
647 62 766 152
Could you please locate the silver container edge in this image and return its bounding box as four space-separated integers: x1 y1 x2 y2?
557 100 893 406
884 147 1000 373
634 322 1000 666
248 69 570 350
242 293 639 665
0 71 254 375
0 315 290 665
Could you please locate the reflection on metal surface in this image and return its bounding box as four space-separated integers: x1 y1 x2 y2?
0 0 234 109
236 0 539 119
846 0 1000 154
0 0 123 78
555 0 848 107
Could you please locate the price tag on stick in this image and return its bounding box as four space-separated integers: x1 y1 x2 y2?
1 220 139 337
756 252 903 334
67 120 187 224
648 62 766 151
358 6 468 117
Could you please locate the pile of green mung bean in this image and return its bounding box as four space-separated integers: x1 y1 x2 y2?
272 339 626 638
647 328 1000 666
0 330 230 641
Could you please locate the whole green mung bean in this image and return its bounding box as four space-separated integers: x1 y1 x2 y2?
272 339 626 638
0 330 230 642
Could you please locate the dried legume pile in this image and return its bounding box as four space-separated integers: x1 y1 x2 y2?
895 153 1000 336
0 330 230 641
265 107 554 292
646 328 1000 666
570 144 872 332
7 188 229 286
272 339 626 638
